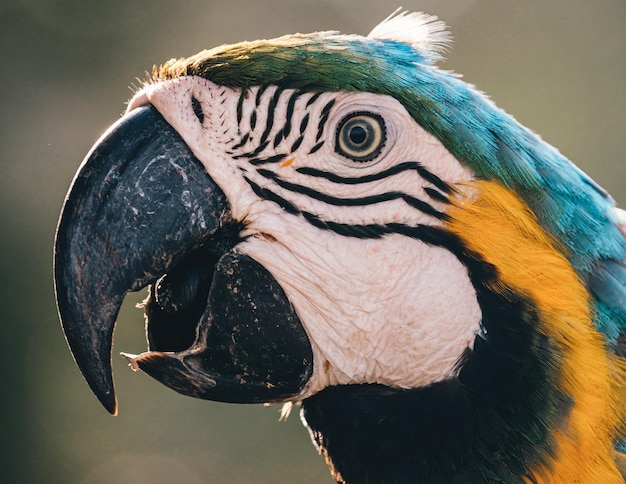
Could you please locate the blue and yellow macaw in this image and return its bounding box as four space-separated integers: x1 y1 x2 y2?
54 11 626 482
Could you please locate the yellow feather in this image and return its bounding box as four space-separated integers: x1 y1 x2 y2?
446 180 626 483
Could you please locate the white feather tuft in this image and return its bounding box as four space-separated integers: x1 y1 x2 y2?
367 8 452 60
279 401 293 421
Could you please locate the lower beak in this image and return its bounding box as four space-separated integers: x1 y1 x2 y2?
54 105 313 414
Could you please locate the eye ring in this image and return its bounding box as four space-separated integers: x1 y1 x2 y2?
335 112 386 162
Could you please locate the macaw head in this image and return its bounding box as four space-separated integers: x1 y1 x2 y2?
54 11 626 482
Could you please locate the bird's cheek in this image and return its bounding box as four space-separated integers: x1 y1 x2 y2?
237 232 482 396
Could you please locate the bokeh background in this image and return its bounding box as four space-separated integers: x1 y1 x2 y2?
1 0 625 482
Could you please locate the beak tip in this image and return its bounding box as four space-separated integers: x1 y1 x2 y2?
95 388 118 416
107 401 118 416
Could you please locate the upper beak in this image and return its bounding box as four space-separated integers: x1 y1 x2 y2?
54 104 313 414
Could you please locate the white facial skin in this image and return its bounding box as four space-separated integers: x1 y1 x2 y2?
128 77 481 398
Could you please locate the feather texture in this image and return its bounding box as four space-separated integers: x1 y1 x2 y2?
367 9 452 61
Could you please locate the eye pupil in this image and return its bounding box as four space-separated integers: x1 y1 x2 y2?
335 112 386 163
349 126 367 145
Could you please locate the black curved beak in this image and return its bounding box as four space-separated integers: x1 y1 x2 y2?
54 105 312 415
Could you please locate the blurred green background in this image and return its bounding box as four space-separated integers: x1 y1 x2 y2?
1 0 624 482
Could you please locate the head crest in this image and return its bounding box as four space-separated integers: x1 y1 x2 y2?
367 9 452 61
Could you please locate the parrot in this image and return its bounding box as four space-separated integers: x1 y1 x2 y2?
54 10 626 483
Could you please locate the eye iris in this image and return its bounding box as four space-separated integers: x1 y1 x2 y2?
335 112 386 162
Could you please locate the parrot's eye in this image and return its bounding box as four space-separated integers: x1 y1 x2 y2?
335 112 386 162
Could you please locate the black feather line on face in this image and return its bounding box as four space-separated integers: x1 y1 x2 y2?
306 91 322 107
301 211 388 238
231 132 250 150
301 227 569 483
254 169 448 219
316 99 336 142
289 134 305 153
249 140 270 157
308 140 324 155
273 128 285 148
299 112 310 134
424 186 450 204
244 177 299 215
236 88 247 127
295 161 453 193
248 154 288 166
282 90 302 138
258 87 284 148
249 109 257 130
255 84 269 106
